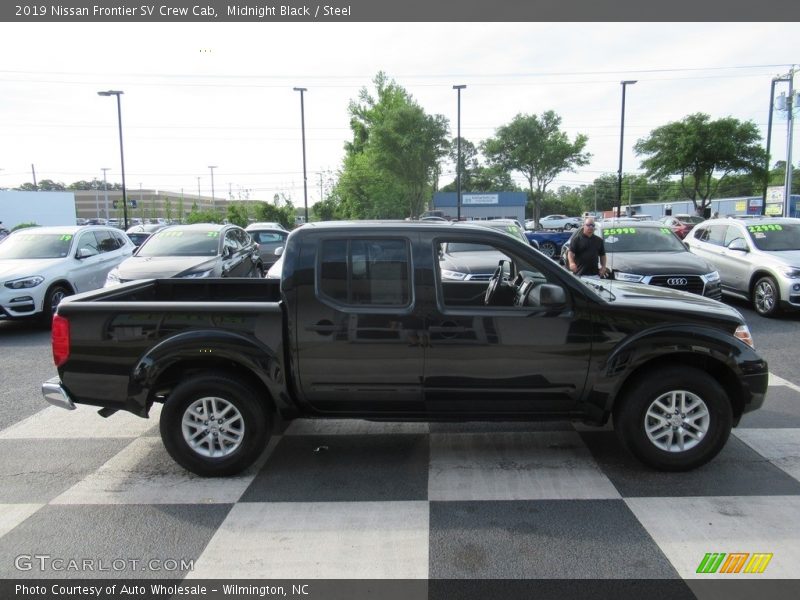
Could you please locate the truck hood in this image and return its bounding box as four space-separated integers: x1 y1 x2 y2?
115 256 219 280
606 251 716 275
585 278 744 323
0 258 63 280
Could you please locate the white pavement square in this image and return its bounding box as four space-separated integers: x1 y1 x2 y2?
625 496 800 579
51 437 279 505
734 428 800 483
187 501 429 579
0 404 161 439
428 431 621 501
0 504 44 539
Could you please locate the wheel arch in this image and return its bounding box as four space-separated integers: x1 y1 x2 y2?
611 352 746 425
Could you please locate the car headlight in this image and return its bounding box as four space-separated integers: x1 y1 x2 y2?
702 270 720 283
441 269 468 281
4 276 45 289
613 271 644 283
181 269 213 279
779 266 800 279
104 269 121 286
734 324 755 349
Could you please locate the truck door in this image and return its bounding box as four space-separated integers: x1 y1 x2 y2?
423 235 591 415
293 236 425 413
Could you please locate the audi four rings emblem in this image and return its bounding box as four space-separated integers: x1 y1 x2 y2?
667 277 688 286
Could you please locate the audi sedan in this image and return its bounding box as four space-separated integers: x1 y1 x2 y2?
564 220 721 299
106 223 262 285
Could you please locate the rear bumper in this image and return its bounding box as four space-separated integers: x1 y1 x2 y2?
41 377 77 410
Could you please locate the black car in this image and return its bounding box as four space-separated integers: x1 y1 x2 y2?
561 220 722 299
244 225 289 269
105 223 262 285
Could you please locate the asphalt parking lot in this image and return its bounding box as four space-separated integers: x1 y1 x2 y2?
0 301 799 599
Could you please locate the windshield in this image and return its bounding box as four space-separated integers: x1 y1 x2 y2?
601 226 686 252
746 223 800 251
0 232 74 259
678 216 705 225
137 229 221 257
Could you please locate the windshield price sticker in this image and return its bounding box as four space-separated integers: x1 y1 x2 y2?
748 224 782 233
160 231 184 238
206 232 220 237
660 228 673 235
603 227 636 236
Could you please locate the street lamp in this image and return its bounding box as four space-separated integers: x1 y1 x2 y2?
208 165 217 211
453 84 466 222
763 70 797 216
97 90 129 229
293 87 309 223
101 168 110 221
617 80 637 218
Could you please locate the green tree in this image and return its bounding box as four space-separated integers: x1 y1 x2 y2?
338 72 450 219
226 204 249 227
634 113 766 215
186 208 223 224
253 200 295 229
482 111 590 226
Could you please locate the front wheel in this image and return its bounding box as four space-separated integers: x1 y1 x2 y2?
613 366 732 471
39 284 71 326
753 275 780 317
160 373 270 477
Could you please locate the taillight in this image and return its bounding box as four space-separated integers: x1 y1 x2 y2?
52 314 70 367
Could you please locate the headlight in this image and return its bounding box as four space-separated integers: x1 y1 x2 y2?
779 266 800 279
104 269 120 286
181 269 213 279
734 324 754 349
702 271 720 283
441 269 468 281
613 271 643 283
4 276 45 289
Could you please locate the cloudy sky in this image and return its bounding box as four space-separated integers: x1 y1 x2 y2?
0 22 796 204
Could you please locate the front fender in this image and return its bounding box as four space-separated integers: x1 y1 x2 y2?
585 324 768 418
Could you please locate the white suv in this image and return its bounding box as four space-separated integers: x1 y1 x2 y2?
0 225 134 324
684 217 800 317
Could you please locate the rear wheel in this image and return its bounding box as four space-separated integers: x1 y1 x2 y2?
160 373 270 477
539 241 557 258
614 366 732 471
753 275 780 317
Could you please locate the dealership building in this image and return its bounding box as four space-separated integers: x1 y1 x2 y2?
431 192 527 222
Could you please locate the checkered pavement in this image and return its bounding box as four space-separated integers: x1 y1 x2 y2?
0 375 799 589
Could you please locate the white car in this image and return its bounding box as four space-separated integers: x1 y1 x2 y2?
0 225 134 324
530 214 582 231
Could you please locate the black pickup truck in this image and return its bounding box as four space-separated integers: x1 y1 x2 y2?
42 221 768 476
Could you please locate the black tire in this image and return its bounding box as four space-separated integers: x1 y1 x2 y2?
39 284 71 326
160 373 270 477
752 275 780 318
613 366 732 471
539 241 557 258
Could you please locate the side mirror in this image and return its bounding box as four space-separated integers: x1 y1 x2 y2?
727 238 749 252
535 283 567 306
222 246 233 259
274 246 284 257
76 248 98 259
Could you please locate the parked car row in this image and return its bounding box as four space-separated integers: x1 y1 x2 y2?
0 223 269 325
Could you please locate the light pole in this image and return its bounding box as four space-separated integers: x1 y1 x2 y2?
197 177 201 201
97 90 129 229
783 68 796 217
617 80 637 218
453 84 466 222
293 87 309 223
101 168 110 221
208 165 217 212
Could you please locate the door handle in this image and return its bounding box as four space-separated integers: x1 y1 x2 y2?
428 324 468 334
309 320 341 336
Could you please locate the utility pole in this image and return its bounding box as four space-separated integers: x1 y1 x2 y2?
784 66 796 217
31 164 37 190
101 168 110 221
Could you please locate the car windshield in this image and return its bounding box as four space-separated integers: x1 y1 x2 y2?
678 216 705 224
601 226 686 252
137 229 220 257
0 232 74 259
745 223 800 251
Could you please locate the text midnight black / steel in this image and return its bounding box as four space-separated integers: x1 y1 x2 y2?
227 4 352 17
